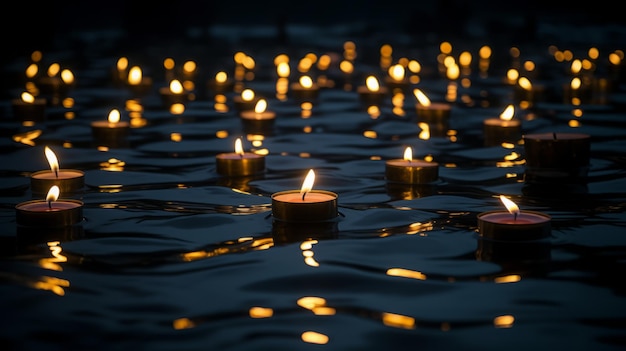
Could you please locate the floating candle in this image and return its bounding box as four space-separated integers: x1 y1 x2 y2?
385 146 439 184
272 169 338 222
207 71 235 95
290 75 320 101
11 91 46 122
30 146 85 195
384 64 410 93
160 79 190 106
483 104 522 146
215 137 265 177
357 75 388 105
414 88 452 122
523 132 590 184
477 195 551 241
513 76 546 106
127 65 153 96
91 108 130 147
233 88 261 112
15 185 84 227
239 98 276 125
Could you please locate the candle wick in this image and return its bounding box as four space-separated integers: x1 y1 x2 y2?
48 200 52 210
54 169 58 178
302 192 307 201
513 212 518 221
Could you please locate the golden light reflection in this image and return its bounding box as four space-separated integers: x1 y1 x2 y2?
249 306 274 318
386 268 427 280
418 122 430 140
363 130 378 139
339 60 354 74
128 66 142 85
45 146 60 176
21 91 35 103
367 105 381 119
47 63 60 77
518 76 532 91
382 312 415 329
494 274 521 283
388 64 405 81
365 75 380 92
26 63 38 78
241 88 255 101
169 79 184 94
171 133 182 142
500 105 514 121
568 119 581 128
413 88 431 106
169 103 185 114
61 69 74 84
99 158 125 172
297 296 326 310
301 331 329 345
173 317 195 330
499 195 520 217
13 129 41 146
494 315 515 328
276 61 290 77
312 306 336 315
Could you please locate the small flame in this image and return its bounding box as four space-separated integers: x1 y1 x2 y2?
365 76 380 92
242 88 255 101
446 63 460 80
413 89 431 107
128 66 142 85
234 137 244 156
255 99 267 113
389 64 405 81
570 77 581 90
499 105 514 121
45 146 60 178
46 185 60 208
299 75 313 89
518 77 532 91
21 92 35 103
277 62 290 77
108 109 121 124
300 169 315 200
169 79 183 94
403 146 413 162
215 71 228 83
499 195 520 219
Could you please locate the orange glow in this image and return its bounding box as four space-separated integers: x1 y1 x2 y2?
382 312 415 329
169 79 183 94
494 315 515 328
365 76 380 92
570 77 581 89
61 69 74 84
128 66 142 85
46 185 60 204
413 89 431 106
301 331 329 344
249 306 273 318
446 63 460 80
254 99 267 113
183 60 196 74
499 105 514 121
234 137 244 156
386 268 426 280
300 169 315 196
215 71 228 83
21 92 35 103
297 296 326 310
403 146 412 161
277 61 290 77
107 109 121 124
44 146 60 175
499 195 520 217
299 75 313 88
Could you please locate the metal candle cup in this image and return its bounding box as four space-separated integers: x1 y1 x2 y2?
385 159 439 184
290 81 320 101
483 118 522 146
271 190 338 222
215 153 265 177
477 210 551 241
523 132 590 183
15 198 83 227
91 120 130 146
30 169 85 195
416 102 452 123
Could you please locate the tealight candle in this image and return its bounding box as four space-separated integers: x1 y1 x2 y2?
215 137 265 177
357 75 388 105
477 195 551 241
30 146 85 195
11 91 46 122
414 88 452 123
483 104 522 146
126 65 153 96
290 75 320 101
385 146 439 184
91 108 130 147
15 185 84 227
207 71 235 95
523 132 591 183
160 79 190 106
233 88 261 112
272 169 338 222
513 76 546 105
562 76 592 104
239 98 276 129
384 64 410 93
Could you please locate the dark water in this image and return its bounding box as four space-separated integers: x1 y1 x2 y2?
1 21 626 351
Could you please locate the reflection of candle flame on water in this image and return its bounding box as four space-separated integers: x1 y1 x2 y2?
45 146 60 178
499 195 520 220
46 185 60 209
215 71 228 83
518 77 532 91
300 169 315 200
500 104 514 121
413 88 431 106
403 146 413 162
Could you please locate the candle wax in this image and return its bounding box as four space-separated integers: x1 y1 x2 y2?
272 190 338 222
385 159 439 184
15 199 84 227
240 111 276 121
215 152 265 176
30 169 85 195
273 192 335 203
478 210 551 241
31 170 84 180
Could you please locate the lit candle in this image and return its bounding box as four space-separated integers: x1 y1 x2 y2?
477 195 551 241
15 185 84 227
513 76 546 105
272 169 339 222
126 65 153 96
233 88 261 112
357 75 388 105
414 88 452 123
290 75 320 101
207 71 235 95
384 64 410 93
30 146 85 195
215 137 265 177
160 79 190 106
523 132 590 183
483 104 522 146
91 108 130 147
11 91 46 122
239 98 276 125
36 64 74 96
385 146 439 184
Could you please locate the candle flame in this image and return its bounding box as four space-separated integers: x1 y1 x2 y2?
169 79 183 94
403 146 413 162
365 76 380 92
499 105 514 121
518 77 532 91
21 92 35 103
389 64 405 81
46 185 60 208
234 137 244 156
300 169 315 200
242 88 255 101
215 71 228 83
413 89 431 106
128 66 142 85
45 146 60 178
299 75 313 89
255 99 267 113
277 62 290 77
499 195 520 219
108 109 121 124
570 77 581 90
